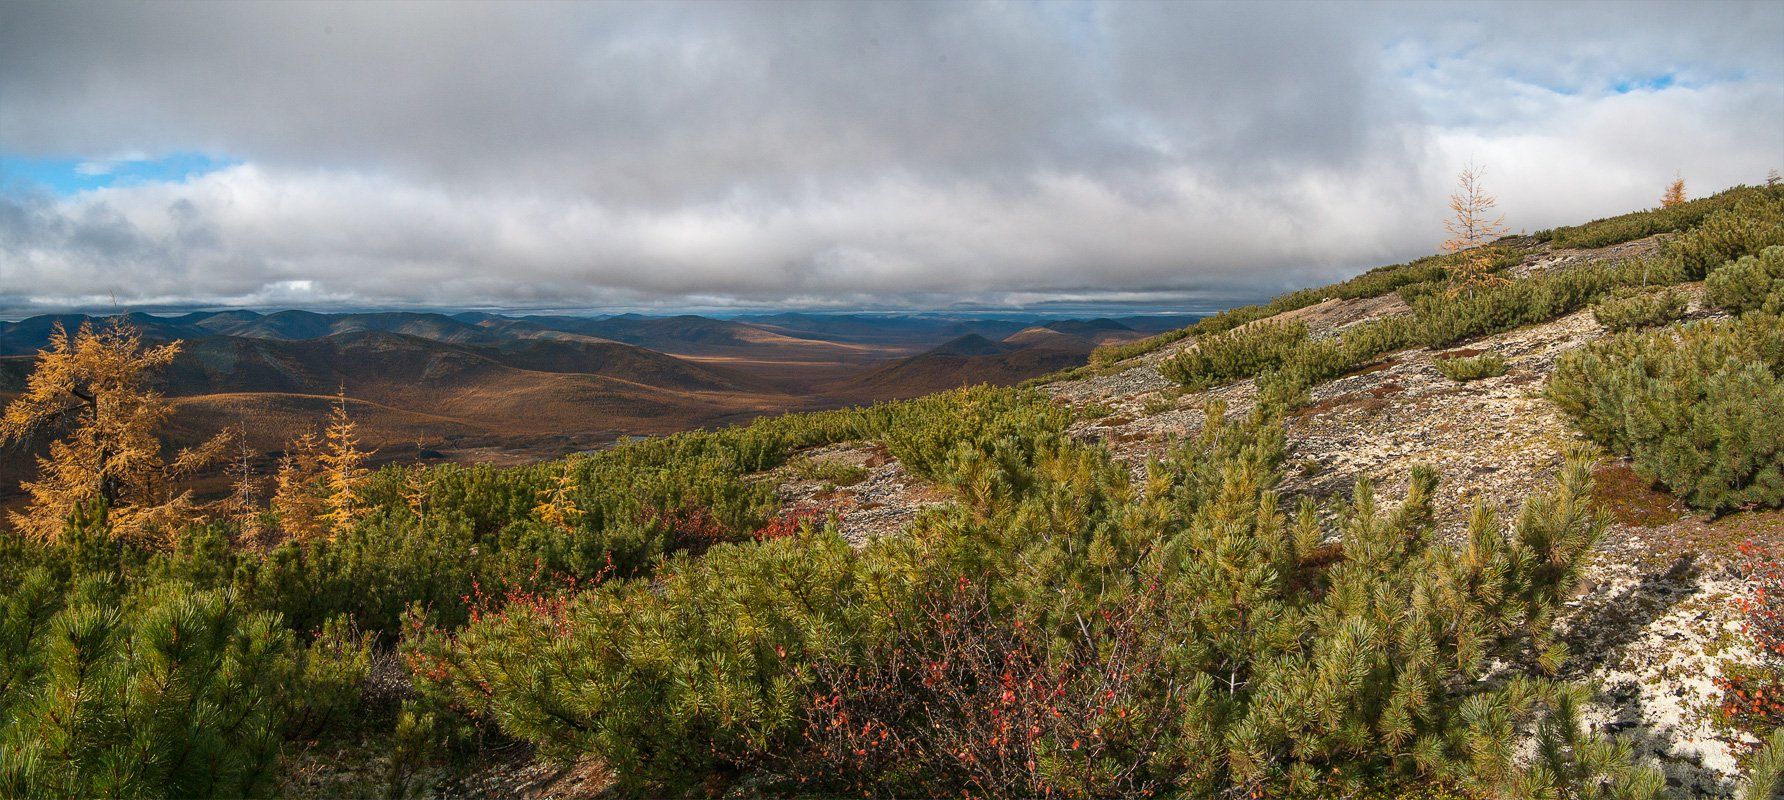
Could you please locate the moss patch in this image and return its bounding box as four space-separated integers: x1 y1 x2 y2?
1591 461 1686 528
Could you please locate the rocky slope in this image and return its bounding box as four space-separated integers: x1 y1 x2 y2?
775 232 1776 797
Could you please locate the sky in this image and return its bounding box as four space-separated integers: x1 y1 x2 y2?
1 0 1781 318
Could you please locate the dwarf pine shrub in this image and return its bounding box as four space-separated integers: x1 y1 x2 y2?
1159 320 1311 388
1549 314 1784 513
1707 245 1784 315
1107 186 1779 381
0 579 296 798
1536 183 1784 250
1136 189 1781 398
411 401 1660 797
1397 279 1447 306
1665 191 1784 280
1156 241 1715 395
1592 286 1687 331
404 528 869 794
1744 728 1784 800
1436 353 1509 381
790 457 868 486
1090 249 1505 369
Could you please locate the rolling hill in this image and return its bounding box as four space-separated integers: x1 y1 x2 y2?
0 309 1159 466
829 321 1146 401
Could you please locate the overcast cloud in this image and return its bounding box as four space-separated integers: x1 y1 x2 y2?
2 0 1781 315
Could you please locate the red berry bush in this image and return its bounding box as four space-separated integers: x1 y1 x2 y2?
1719 541 1784 735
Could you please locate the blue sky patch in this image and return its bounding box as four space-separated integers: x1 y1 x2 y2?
1611 73 1677 93
0 152 236 196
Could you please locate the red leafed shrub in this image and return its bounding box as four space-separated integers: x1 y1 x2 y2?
798 574 1173 798
753 507 823 541
406 556 616 714
644 506 734 556
459 556 614 632
1718 541 1784 734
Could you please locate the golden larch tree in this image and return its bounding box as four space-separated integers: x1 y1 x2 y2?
1661 173 1687 208
272 430 327 541
1442 161 1511 294
534 456 586 533
403 466 430 519
317 391 372 535
0 319 229 541
399 438 433 519
270 392 372 541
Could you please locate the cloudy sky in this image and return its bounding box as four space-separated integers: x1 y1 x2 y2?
2 0 1781 316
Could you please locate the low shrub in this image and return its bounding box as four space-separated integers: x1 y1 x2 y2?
405 529 869 795
286 615 379 740
1139 189 1780 398
1536 184 1783 250
0 580 296 798
1397 279 1447 306
1592 287 1687 331
1744 728 1784 800
1665 191 1784 280
1091 249 1504 369
1707 245 1784 315
1159 321 1310 388
1717 541 1784 738
1435 353 1509 381
875 386 1073 480
1548 314 1784 513
411 406 1662 797
1159 253 1665 396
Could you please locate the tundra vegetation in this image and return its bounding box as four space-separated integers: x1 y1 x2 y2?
1 182 1782 798
1434 353 1509 382
1590 287 1687 332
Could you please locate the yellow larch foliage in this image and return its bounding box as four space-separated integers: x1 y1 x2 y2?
317 391 372 537
1442 161 1511 295
0 319 229 542
272 430 327 541
403 465 430 519
271 393 373 542
534 456 585 533
1661 173 1687 208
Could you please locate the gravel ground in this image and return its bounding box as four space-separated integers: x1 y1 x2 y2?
767 440 951 546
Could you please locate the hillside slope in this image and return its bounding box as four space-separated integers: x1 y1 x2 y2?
828 321 1147 401
1026 236 1773 797
0 328 812 476
831 333 1087 401
752 197 1784 797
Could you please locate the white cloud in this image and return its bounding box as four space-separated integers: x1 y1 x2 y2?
1 1 1780 315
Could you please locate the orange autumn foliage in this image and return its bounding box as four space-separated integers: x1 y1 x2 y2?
0 319 229 542
1442 161 1511 295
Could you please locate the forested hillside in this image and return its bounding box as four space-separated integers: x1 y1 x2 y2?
2 183 1782 799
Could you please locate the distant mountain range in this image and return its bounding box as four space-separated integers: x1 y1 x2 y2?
1 309 1196 355
0 309 1190 470
829 319 1145 401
